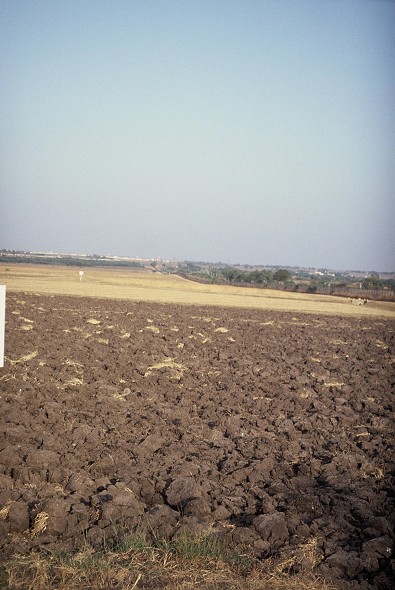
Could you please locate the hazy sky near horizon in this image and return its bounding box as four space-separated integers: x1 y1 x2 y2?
1 0 394 271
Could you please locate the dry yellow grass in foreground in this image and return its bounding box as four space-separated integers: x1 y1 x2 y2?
2 532 343 590
1 263 394 318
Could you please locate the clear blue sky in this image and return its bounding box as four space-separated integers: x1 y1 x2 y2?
1 0 394 271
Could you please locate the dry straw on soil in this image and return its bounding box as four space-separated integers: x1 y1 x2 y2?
6 350 38 365
144 357 186 380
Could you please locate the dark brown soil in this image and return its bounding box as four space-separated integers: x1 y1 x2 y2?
0 293 394 588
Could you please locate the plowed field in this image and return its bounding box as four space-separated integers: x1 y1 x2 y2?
0 292 394 588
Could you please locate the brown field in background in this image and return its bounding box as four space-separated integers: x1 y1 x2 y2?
1 263 394 318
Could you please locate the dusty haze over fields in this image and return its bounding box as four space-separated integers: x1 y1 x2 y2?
1 0 394 271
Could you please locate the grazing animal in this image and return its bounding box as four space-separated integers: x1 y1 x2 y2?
350 298 368 306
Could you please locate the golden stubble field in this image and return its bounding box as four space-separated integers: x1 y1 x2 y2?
1 263 394 318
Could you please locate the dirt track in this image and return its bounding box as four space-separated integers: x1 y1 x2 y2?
0 293 394 588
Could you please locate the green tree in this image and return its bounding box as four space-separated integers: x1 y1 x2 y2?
362 273 382 289
273 269 291 282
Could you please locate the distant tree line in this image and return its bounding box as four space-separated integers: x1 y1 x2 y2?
178 266 292 285
219 267 292 283
176 265 395 301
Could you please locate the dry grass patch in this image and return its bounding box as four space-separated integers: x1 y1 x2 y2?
29 512 49 537
1 533 343 590
63 359 84 386
143 325 160 333
144 357 186 381
375 339 388 349
6 350 38 365
18 317 34 331
0 501 14 520
112 388 133 402
64 377 84 387
299 389 314 399
0 373 15 382
65 359 83 369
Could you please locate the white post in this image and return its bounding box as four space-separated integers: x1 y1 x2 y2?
79 271 84 282
0 285 5 368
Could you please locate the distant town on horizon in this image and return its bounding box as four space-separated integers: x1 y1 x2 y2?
0 248 394 279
